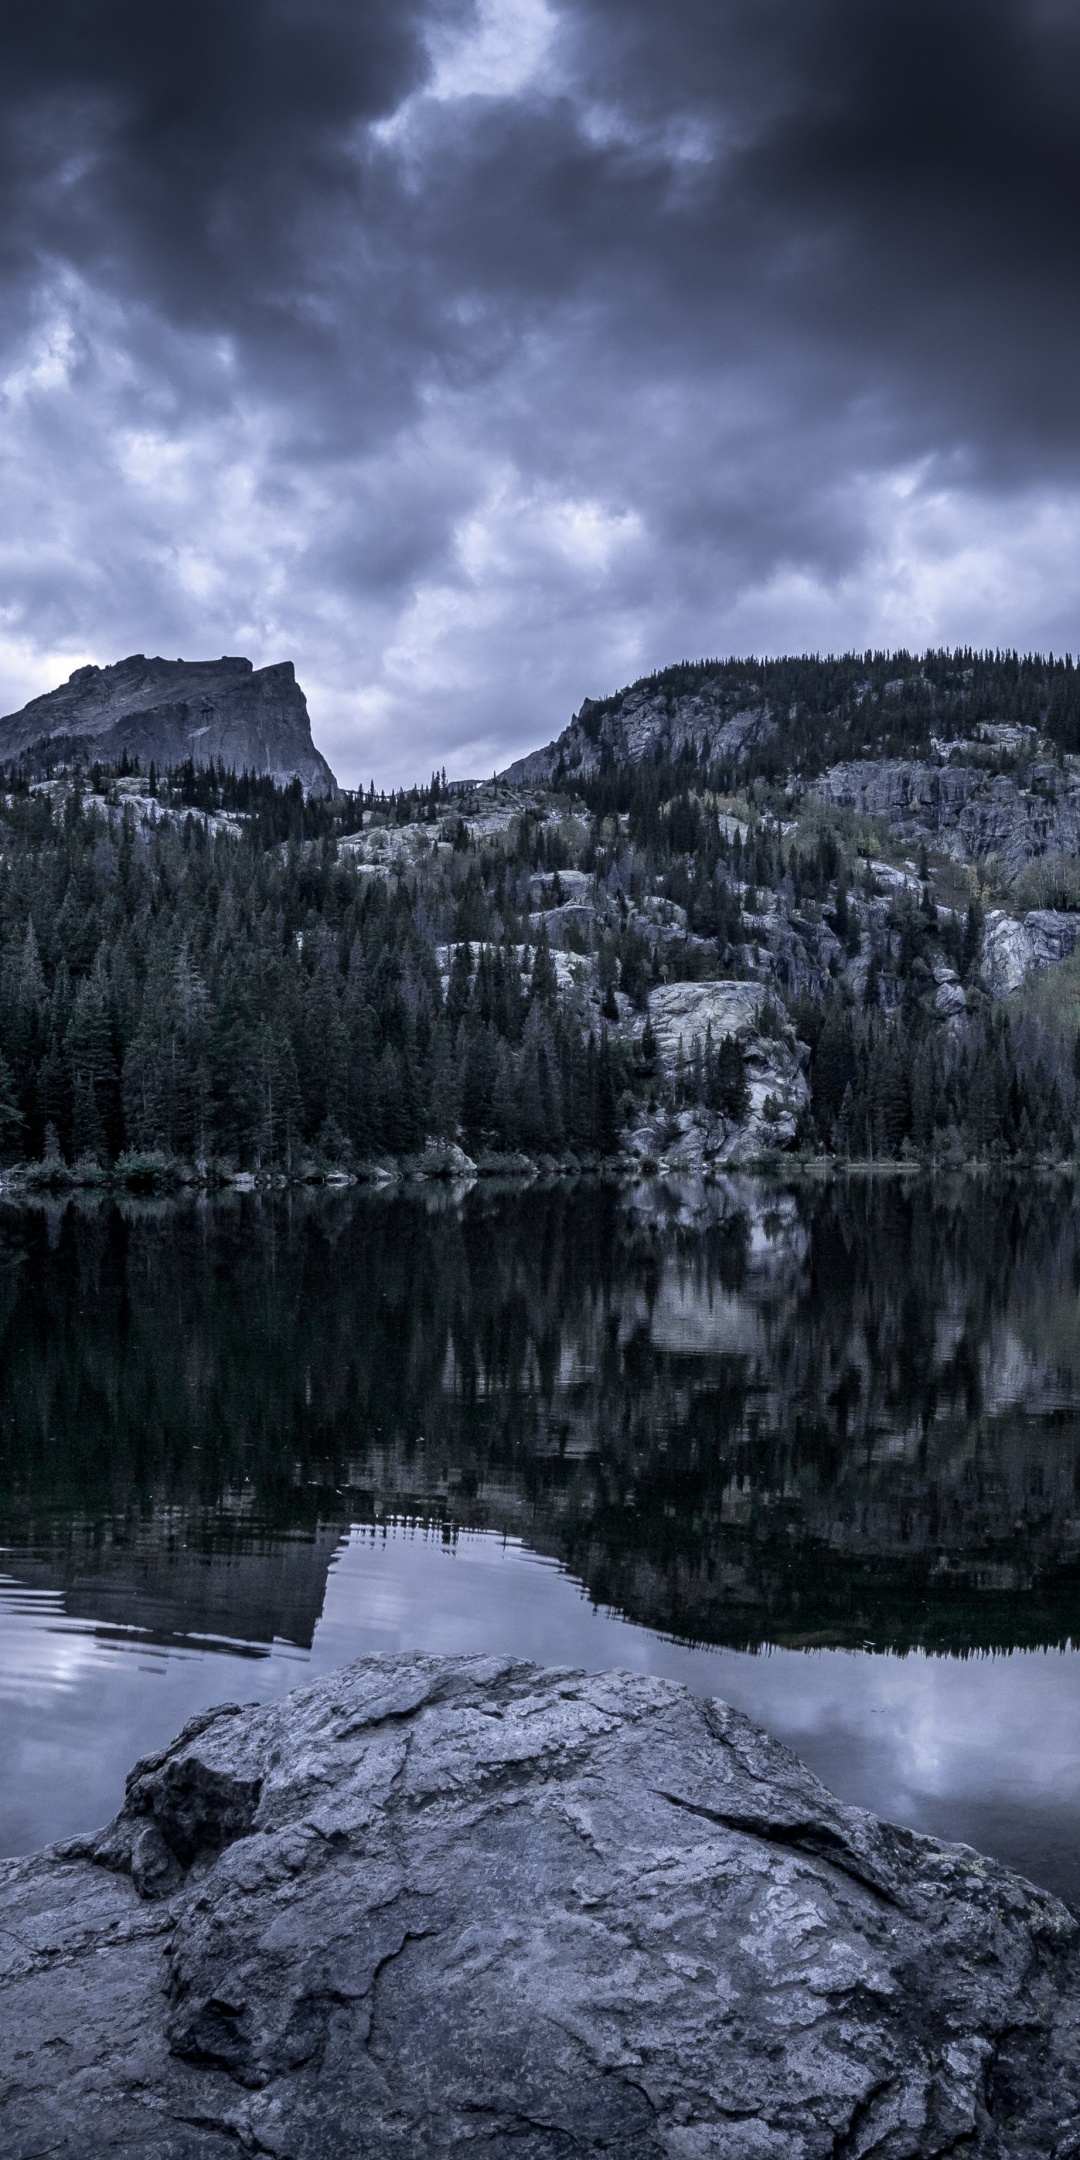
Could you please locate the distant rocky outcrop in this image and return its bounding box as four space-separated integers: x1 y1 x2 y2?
3 1653 1079 2157
0 654 337 794
502 677 775 784
811 755 1080 878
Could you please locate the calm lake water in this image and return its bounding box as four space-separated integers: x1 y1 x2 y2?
2 1173 1079 1901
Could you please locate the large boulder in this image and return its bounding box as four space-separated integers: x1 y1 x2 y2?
645 982 810 1158
646 980 765 1064
2 1654 1078 2157
980 909 1080 998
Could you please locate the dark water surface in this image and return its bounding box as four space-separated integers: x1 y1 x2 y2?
2 1174 1079 1900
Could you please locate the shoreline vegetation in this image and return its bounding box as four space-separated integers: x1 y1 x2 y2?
3 1144 1080 1196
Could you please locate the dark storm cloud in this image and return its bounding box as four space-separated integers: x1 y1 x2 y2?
8 0 1078 430
420 0 1080 467
2 0 1080 781
0 0 462 440
0 1 430 291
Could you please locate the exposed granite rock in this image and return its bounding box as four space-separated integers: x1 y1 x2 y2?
502 683 775 785
1026 908 1080 973
645 980 768 1063
2 1654 1078 2157
338 822 449 871
643 982 810 1158
408 1139 479 1180
811 758 982 838
932 957 968 1023
528 901 600 942
812 757 1080 877
528 869 595 904
0 654 337 794
980 909 1080 998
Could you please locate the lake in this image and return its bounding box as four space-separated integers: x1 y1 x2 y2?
1 1172 1078 1901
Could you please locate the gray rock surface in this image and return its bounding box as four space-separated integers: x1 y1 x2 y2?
3 1653 1078 2157
812 757 1080 878
0 654 337 794
979 908 1080 997
643 983 810 1158
502 684 775 785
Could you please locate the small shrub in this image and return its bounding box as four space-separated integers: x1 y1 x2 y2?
114 1150 178 1191
1011 853 1080 913
72 1154 108 1186
22 1158 75 1189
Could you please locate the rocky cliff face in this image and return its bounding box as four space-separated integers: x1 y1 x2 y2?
980 908 1080 996
811 755 1080 877
2 1653 1078 2157
0 654 337 794
502 679 775 784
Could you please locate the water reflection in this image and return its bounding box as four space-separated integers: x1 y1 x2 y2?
1 1176 1078 1894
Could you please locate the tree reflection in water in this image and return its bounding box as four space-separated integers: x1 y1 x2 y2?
1 1172 1078 1658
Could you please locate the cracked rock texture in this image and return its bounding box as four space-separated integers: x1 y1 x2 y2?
2 1655 1079 2157
501 686 774 785
643 983 810 1158
980 908 1080 998
0 653 337 794
811 759 1080 879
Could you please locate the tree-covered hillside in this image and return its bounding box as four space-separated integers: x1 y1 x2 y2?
0 765 641 1174
518 648 1080 795
5 643 1080 1181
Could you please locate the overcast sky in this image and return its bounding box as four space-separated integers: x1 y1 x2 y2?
2 0 1079 785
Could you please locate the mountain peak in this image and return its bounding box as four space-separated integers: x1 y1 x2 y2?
0 653 337 795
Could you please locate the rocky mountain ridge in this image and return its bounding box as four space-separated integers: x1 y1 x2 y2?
502 673 777 784
0 653 337 795
504 650 1080 874
2 646 1080 1177
497 653 1080 998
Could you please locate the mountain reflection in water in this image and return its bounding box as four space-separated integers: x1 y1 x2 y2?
1 1175 1079 1892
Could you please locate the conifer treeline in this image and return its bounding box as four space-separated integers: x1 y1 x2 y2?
2 717 1080 1170
572 647 1080 788
794 1001 1080 1161
0 781 635 1168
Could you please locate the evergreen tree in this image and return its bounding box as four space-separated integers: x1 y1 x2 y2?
0 1050 24 1160
596 1031 620 1155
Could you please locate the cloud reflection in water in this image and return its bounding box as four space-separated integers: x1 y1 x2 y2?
2 1531 1078 1904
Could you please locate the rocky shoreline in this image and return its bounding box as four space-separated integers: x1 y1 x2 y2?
2 1654 1079 2156
3 1146 1080 1200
